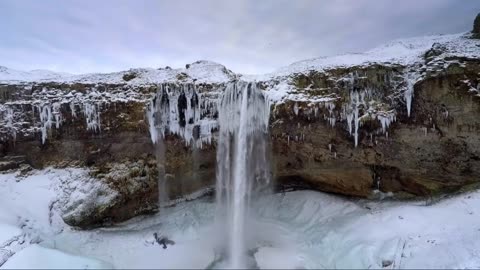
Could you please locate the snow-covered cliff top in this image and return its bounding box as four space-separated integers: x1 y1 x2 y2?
0 60 235 85
1 33 479 85
265 32 479 79
0 66 71 83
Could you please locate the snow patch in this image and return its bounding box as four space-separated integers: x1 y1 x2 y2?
1 244 111 269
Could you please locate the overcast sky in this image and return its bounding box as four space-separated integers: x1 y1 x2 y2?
0 0 478 74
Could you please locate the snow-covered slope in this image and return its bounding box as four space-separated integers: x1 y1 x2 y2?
268 32 478 78
0 66 71 83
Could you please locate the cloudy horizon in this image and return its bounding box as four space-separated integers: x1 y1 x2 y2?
1 0 478 75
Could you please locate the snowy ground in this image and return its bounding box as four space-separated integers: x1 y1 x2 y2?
0 169 479 269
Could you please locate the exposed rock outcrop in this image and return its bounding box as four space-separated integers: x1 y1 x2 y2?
59 160 158 228
473 13 480 37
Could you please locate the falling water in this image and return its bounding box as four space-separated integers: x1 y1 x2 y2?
147 81 272 266
216 81 271 268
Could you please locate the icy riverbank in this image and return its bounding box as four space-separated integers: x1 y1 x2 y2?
0 169 479 269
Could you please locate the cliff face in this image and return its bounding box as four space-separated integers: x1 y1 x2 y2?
272 59 480 198
1 32 479 227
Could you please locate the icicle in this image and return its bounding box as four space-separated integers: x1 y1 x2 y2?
38 104 53 144
351 91 360 147
328 117 336 127
293 102 299 116
84 103 101 132
443 110 449 119
146 84 218 148
326 102 336 127
377 113 396 136
347 113 353 135
404 73 417 117
52 102 62 129
147 100 159 143
354 106 359 147
70 103 77 118
4 107 16 140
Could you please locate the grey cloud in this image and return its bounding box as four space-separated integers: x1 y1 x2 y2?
0 0 478 74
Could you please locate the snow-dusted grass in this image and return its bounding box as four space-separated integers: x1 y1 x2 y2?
0 169 479 269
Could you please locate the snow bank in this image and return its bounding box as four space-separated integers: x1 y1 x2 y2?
0 169 114 268
253 190 480 269
1 244 111 269
0 170 57 230
0 223 21 247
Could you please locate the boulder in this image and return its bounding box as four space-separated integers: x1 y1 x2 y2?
59 160 158 228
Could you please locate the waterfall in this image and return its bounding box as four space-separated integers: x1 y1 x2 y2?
147 81 272 267
215 81 271 268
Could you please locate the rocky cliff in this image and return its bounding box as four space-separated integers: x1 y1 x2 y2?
1 25 480 227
